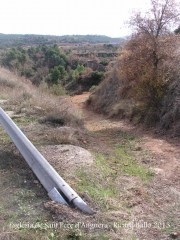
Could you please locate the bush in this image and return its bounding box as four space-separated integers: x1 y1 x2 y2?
40 113 66 126
48 84 67 96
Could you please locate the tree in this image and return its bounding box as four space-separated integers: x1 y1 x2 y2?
119 0 180 120
2 47 27 69
130 0 179 68
45 45 67 68
46 65 68 85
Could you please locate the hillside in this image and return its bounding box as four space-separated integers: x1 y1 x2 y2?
87 29 180 135
0 42 121 95
87 59 180 136
0 70 179 239
0 33 124 47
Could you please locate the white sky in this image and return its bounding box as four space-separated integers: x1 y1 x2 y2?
0 0 151 37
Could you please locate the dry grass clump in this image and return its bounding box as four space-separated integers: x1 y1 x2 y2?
45 126 87 146
0 68 30 98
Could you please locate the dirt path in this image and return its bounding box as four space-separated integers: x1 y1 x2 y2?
69 92 180 240
70 92 180 179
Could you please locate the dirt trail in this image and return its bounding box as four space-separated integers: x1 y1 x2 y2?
70 92 180 179
69 92 180 239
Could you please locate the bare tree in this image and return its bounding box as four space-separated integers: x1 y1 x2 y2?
131 0 179 36
130 0 180 69
118 0 180 120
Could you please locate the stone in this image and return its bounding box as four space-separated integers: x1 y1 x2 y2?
39 145 94 173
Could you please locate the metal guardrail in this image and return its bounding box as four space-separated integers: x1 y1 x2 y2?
0 107 94 214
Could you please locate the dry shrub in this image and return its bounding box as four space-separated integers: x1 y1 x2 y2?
45 126 86 145
87 65 123 114
0 68 30 98
118 34 178 104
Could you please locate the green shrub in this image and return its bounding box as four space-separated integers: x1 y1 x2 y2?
48 84 67 96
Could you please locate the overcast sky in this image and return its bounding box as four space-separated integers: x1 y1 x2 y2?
0 0 152 37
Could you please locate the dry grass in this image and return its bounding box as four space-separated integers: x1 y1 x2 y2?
0 67 88 239
86 65 123 115
0 67 82 128
45 126 86 146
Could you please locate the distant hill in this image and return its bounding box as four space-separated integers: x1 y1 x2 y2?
0 33 124 47
58 35 123 44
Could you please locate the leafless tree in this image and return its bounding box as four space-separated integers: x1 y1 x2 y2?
130 0 180 69
118 0 180 113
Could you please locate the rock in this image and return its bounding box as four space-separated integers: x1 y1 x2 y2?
0 99 8 104
170 232 180 239
134 146 142 151
6 111 15 117
39 145 94 172
33 180 39 184
34 106 45 113
170 187 180 197
20 108 27 113
5 111 24 119
150 167 164 175
12 114 24 119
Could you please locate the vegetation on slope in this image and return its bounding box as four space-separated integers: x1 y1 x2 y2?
0 67 82 129
1 45 105 94
88 0 180 135
0 33 124 48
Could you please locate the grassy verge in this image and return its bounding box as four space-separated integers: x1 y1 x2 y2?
75 135 154 212
114 144 154 182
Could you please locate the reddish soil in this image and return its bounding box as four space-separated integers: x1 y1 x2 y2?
70 92 180 179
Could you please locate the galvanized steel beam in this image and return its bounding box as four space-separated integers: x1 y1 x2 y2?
0 107 94 215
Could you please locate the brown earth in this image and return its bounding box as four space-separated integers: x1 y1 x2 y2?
70 92 179 179
66 92 180 240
